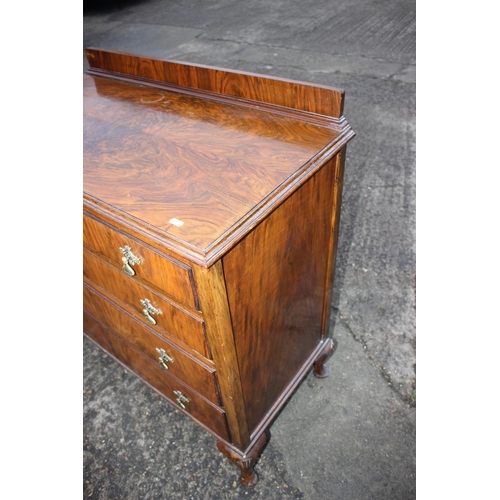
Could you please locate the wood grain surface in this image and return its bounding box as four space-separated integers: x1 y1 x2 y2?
193 262 250 451
83 213 199 310
85 48 345 117
222 160 336 433
84 283 220 405
84 73 339 253
83 249 210 358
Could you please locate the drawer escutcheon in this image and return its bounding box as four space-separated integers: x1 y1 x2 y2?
119 245 141 276
173 390 190 409
155 347 174 370
140 298 161 325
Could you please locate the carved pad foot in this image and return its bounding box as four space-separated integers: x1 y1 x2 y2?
217 431 269 487
313 338 336 378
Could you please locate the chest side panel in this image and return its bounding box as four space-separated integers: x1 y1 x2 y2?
222 160 336 434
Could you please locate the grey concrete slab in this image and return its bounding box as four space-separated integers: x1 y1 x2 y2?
166 40 414 82
176 0 416 64
271 313 415 500
83 0 416 496
107 0 414 65
83 19 202 71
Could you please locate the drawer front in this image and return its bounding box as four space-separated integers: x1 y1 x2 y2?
84 311 230 442
83 214 199 311
84 284 220 406
83 250 210 358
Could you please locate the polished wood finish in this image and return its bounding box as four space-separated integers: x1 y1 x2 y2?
84 214 199 310
222 159 336 434
83 284 220 405
84 74 337 245
83 249 210 358
83 48 354 486
85 47 345 117
193 262 250 451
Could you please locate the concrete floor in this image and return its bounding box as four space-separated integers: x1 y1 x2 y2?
83 1 416 498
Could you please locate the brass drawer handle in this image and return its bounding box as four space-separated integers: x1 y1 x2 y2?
156 347 174 370
173 390 190 409
119 245 141 276
140 298 161 325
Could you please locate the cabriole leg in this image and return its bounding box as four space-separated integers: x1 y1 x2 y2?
217 431 269 487
313 338 336 378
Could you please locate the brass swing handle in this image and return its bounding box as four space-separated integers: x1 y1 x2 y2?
173 390 190 409
140 298 161 325
119 245 141 276
155 347 174 370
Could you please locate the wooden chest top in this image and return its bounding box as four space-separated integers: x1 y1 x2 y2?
83 48 354 266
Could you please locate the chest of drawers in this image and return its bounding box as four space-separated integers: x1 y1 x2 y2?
83 48 355 486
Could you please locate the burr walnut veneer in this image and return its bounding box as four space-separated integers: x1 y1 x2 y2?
83 48 355 486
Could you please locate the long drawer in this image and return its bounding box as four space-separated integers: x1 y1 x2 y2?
83 249 210 358
84 283 220 406
84 310 230 442
83 214 199 311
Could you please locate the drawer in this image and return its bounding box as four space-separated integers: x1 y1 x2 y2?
83 250 210 358
84 311 230 442
83 214 199 311
84 284 220 406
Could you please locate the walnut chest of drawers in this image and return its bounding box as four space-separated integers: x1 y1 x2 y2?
83 47 355 486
